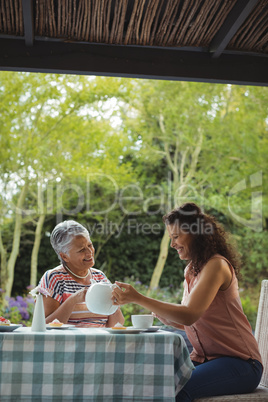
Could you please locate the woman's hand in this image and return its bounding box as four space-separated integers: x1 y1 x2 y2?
70 287 88 304
43 287 88 324
112 281 141 305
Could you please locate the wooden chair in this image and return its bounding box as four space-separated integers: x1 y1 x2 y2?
194 279 268 401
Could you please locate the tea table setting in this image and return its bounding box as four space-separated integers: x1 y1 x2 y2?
0 281 194 401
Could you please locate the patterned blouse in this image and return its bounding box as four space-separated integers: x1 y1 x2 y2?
39 265 110 327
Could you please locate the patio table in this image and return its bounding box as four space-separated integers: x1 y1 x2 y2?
0 327 194 402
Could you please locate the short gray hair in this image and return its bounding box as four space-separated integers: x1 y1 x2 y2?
50 220 90 263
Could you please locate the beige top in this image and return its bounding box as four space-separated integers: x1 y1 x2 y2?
182 254 262 364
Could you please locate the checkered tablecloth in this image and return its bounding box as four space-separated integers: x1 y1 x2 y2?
0 327 194 402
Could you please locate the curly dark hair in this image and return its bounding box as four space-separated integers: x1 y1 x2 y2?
163 202 241 278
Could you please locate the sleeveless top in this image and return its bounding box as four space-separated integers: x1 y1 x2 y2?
181 254 262 364
39 266 110 327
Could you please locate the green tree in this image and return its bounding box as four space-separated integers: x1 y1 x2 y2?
199 84 268 224
0 72 134 296
116 79 220 288
115 80 268 288
1 74 267 299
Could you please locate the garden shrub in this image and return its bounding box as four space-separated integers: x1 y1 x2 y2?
0 289 35 326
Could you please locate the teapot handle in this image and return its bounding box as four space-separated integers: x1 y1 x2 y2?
112 283 121 290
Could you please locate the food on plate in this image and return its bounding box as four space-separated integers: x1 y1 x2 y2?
0 316 11 326
48 319 64 327
111 322 127 330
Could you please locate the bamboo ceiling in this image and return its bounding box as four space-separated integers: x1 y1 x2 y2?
0 0 267 54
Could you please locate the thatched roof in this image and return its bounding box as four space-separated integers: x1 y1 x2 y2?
0 0 267 85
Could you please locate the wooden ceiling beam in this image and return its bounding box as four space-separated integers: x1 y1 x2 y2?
0 39 267 86
210 0 259 58
22 0 34 47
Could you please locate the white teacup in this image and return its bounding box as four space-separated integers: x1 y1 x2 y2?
131 314 154 329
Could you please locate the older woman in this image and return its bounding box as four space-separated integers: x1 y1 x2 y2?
39 220 124 328
112 203 263 401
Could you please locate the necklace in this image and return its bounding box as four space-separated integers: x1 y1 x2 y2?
64 265 91 279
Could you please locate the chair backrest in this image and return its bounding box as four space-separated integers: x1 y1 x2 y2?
254 279 268 387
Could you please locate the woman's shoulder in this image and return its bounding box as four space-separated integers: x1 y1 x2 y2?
207 253 225 260
202 254 233 272
206 254 233 269
43 265 67 280
91 268 108 280
202 255 234 287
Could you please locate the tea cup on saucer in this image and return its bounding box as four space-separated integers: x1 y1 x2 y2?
131 314 154 329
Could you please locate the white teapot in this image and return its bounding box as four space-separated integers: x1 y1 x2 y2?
85 279 119 315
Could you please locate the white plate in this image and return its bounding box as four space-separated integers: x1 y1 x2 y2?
0 324 22 332
46 324 75 330
104 328 143 334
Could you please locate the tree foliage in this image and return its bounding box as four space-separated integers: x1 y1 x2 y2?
0 72 135 295
0 72 267 300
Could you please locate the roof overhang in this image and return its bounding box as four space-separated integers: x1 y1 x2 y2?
0 38 267 86
0 0 267 86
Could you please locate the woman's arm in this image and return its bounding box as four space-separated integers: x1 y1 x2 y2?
106 308 125 327
42 287 88 324
112 258 232 327
152 313 185 330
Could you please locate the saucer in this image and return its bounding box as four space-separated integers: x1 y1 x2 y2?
46 324 75 330
142 326 162 332
129 326 162 332
104 328 143 334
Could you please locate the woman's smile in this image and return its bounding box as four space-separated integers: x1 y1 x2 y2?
61 235 95 274
166 224 192 260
